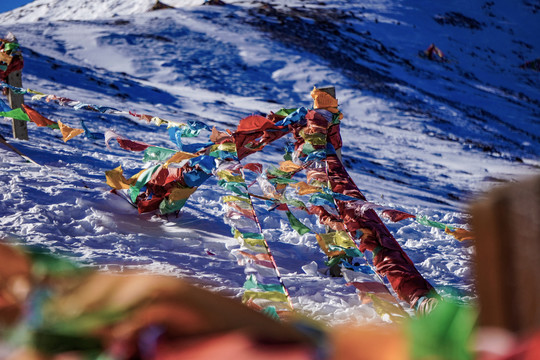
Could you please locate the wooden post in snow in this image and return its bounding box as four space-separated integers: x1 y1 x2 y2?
470 175 540 335
317 86 342 162
7 70 27 140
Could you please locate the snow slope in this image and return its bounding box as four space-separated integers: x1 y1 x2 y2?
1 0 538 324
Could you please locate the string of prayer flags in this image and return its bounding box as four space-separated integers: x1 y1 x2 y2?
0 81 188 131
216 158 293 318
1 104 84 141
342 269 408 323
416 216 474 241
281 172 467 241
265 93 434 310
1 71 462 316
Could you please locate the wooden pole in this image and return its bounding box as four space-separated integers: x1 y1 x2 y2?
471 175 540 335
318 86 336 98
7 70 28 140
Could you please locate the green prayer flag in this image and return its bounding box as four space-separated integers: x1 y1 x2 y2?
4 42 19 52
416 216 448 230
284 197 307 210
267 167 292 178
129 185 139 203
218 180 248 196
46 308 127 335
286 211 311 235
0 108 30 122
325 255 344 267
134 165 161 189
239 232 264 240
26 249 85 278
283 152 292 161
301 142 315 155
159 198 187 214
274 108 298 117
408 300 476 360
270 177 296 184
262 306 280 320
129 165 160 203
344 247 363 258
143 147 176 163
244 275 284 293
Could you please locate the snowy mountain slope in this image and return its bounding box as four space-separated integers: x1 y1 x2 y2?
1 0 539 324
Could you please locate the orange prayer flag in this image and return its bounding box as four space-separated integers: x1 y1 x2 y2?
21 104 59 128
291 181 321 195
210 126 233 144
311 87 338 109
445 227 475 242
0 51 13 65
58 120 84 142
236 114 275 132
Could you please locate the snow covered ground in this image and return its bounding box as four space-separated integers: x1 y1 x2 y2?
1 0 538 325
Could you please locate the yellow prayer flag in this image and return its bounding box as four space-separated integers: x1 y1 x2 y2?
217 142 237 153
242 290 289 304
216 170 244 183
164 151 197 167
317 231 355 249
316 234 345 257
366 293 409 323
242 237 267 248
165 120 186 128
222 195 252 204
151 117 165 126
105 166 137 190
58 120 84 142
